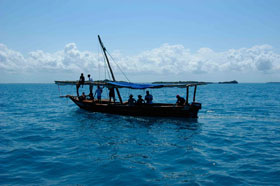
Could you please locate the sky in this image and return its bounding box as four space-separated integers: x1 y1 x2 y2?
0 0 280 83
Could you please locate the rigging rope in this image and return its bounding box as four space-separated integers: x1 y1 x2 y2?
104 54 111 80
97 41 130 82
99 45 112 81
98 43 101 81
103 53 106 80
107 51 130 82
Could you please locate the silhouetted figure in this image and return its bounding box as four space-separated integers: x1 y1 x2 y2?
88 74 93 94
79 73 85 88
109 87 115 103
128 94 136 106
145 91 153 104
94 85 103 103
88 92 94 100
136 95 145 105
176 95 185 106
79 92 86 101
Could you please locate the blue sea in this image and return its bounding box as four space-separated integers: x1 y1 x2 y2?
0 83 280 185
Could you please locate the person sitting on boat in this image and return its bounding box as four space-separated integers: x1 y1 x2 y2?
108 87 115 103
88 74 94 94
128 94 136 106
94 85 104 103
88 92 94 100
79 73 85 88
79 92 86 101
145 91 153 104
176 95 185 106
136 95 145 105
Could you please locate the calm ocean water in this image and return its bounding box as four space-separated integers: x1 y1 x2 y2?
0 83 279 185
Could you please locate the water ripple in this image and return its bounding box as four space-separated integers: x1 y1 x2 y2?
0 84 280 185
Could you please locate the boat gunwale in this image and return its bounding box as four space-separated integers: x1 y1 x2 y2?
69 96 197 108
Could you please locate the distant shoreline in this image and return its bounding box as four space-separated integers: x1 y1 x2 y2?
1 81 280 84
266 82 280 84
152 80 239 85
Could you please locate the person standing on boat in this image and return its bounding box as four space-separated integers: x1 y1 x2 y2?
145 91 153 104
79 73 85 88
176 95 185 106
108 87 115 103
88 74 94 94
94 85 103 103
128 94 136 106
136 95 145 105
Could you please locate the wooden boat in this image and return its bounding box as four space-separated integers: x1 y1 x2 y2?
55 36 202 118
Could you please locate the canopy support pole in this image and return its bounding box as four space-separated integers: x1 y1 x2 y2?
186 86 189 105
193 85 197 102
76 84 80 97
98 35 123 104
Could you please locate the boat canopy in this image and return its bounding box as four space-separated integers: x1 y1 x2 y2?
55 80 205 89
108 82 163 89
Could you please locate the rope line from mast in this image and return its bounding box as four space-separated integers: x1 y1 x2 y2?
106 51 130 82
98 42 101 81
99 45 112 81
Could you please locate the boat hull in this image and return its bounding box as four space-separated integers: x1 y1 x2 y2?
69 96 201 118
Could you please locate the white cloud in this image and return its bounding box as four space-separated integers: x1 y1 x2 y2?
0 43 27 72
111 44 280 75
0 42 280 82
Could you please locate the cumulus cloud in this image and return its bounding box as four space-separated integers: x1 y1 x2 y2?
109 43 280 75
0 44 27 72
0 42 280 80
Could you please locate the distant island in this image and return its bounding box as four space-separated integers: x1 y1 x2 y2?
266 82 280 84
152 81 211 85
152 80 238 85
218 80 238 84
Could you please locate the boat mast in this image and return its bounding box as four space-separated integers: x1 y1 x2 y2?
98 35 123 104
